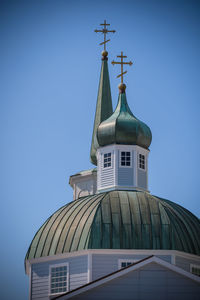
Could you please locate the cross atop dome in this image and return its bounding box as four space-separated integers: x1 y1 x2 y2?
111 51 133 92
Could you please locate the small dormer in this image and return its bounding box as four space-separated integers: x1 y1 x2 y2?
69 169 97 200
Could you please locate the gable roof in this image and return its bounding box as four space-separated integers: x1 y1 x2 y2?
53 255 200 299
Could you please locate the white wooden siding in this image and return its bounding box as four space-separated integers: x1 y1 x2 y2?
31 255 88 300
92 254 171 281
176 255 200 273
65 262 200 300
138 169 147 189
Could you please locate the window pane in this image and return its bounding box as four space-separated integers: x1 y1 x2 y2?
121 262 126 268
121 151 131 166
51 265 68 294
104 153 111 168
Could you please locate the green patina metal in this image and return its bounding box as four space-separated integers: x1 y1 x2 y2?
97 92 152 149
26 191 200 261
90 57 113 165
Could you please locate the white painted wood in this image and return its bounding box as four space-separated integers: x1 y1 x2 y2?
87 253 92 283
27 249 200 270
97 144 149 193
171 254 176 265
69 170 97 200
29 265 32 300
48 262 69 297
55 256 200 300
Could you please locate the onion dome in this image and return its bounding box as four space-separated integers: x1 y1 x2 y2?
90 51 113 165
26 191 200 260
97 86 152 149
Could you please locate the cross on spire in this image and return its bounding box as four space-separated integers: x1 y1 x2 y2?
94 20 116 51
111 51 133 84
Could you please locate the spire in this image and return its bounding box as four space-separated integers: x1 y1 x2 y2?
97 51 152 149
90 21 115 165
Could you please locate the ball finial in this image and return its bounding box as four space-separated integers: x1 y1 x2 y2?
118 83 126 93
101 50 108 57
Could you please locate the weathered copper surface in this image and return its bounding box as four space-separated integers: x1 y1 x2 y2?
97 92 152 149
26 191 200 261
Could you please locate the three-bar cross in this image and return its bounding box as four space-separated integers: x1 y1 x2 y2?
111 52 133 84
94 20 116 51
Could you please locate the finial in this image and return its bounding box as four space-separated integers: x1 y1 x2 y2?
111 51 133 93
94 20 116 59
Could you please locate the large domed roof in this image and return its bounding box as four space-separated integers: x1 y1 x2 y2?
26 191 200 260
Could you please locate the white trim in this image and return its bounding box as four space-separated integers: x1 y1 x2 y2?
138 153 146 171
49 262 69 297
118 258 139 269
87 253 92 283
103 152 112 169
97 185 150 193
26 249 200 273
134 149 137 187
171 254 176 265
56 256 200 300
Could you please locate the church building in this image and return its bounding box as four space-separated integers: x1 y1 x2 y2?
25 21 200 300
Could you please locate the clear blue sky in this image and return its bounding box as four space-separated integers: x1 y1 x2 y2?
1 0 200 299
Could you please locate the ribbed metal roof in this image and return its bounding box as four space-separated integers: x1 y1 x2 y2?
26 191 200 260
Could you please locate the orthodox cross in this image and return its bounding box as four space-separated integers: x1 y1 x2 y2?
111 52 133 83
94 20 116 51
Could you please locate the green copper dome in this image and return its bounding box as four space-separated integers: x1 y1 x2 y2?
97 92 152 149
26 191 200 260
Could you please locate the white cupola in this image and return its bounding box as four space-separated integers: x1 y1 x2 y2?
96 60 152 193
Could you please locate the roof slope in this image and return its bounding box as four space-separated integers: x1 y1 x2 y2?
26 191 200 260
53 256 200 300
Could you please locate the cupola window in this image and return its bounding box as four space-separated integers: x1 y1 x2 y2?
103 153 111 168
139 154 145 170
120 151 131 167
50 264 69 295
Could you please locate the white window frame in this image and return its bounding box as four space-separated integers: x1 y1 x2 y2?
49 262 69 296
138 153 146 171
119 151 132 168
103 152 112 169
190 264 200 277
118 259 139 269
